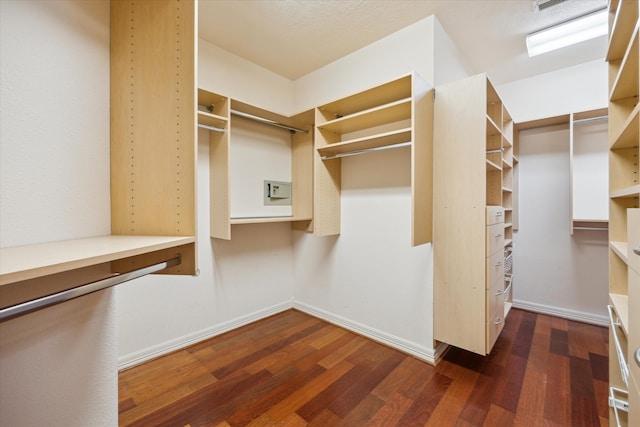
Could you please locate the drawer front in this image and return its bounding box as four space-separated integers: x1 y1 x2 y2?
630 374 640 427
486 282 504 320
486 311 505 353
629 209 640 276
486 250 504 289
486 206 505 225
630 268 640 386
486 223 505 257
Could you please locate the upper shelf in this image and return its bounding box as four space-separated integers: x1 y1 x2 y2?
610 103 639 149
607 0 639 61
317 98 411 135
0 235 194 286
610 27 639 101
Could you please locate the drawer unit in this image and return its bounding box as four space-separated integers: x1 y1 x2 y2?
486 250 504 289
486 206 505 225
486 222 505 257
486 310 505 353
486 281 504 320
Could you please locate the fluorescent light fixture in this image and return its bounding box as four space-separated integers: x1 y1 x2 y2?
526 8 608 57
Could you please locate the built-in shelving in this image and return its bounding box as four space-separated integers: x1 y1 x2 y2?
433 73 515 355
0 0 199 319
314 72 434 246
199 88 315 239
607 0 640 424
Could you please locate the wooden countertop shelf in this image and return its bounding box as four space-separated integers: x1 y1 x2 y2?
0 235 194 286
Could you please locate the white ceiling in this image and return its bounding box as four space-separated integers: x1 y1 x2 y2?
198 0 608 85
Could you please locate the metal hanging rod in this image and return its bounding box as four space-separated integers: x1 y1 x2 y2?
486 148 504 154
321 141 411 160
573 115 608 125
231 109 309 134
198 123 226 133
573 226 608 231
0 255 181 322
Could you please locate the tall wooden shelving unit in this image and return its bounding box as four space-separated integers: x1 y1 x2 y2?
433 73 515 355
313 73 434 246
0 0 198 314
606 0 640 425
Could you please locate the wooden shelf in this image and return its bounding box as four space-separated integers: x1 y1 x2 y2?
317 75 412 119
197 111 228 129
611 241 630 264
317 128 411 158
502 187 512 193
610 104 640 149
486 159 501 171
0 235 194 286
230 216 312 224
317 98 411 134
607 0 639 61
611 185 640 199
486 116 501 137
610 293 630 336
504 239 513 247
610 28 639 101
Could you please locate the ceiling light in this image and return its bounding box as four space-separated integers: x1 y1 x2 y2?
526 8 608 57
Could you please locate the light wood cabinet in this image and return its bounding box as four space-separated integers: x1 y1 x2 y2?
313 73 434 246
433 73 515 355
197 89 313 240
0 0 198 316
607 0 640 424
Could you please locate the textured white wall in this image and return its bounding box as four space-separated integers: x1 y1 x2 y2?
0 0 115 425
292 15 470 360
516 126 608 323
496 61 609 324
497 59 607 122
117 47 298 365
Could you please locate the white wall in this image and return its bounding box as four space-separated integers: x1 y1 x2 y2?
292 15 470 362
433 18 475 86
116 128 295 367
117 38 299 366
516 126 609 323
497 59 608 122
0 0 116 425
293 17 436 112
497 61 609 325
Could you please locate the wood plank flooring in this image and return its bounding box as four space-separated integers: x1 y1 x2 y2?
118 308 609 426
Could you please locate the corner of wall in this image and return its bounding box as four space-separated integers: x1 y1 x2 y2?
432 16 475 86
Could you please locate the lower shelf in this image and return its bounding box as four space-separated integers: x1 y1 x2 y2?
230 216 312 225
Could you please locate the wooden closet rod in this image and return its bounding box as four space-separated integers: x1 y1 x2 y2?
231 109 309 134
0 255 181 322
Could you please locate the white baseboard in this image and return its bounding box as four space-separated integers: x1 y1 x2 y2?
293 301 441 365
118 300 293 370
512 299 608 327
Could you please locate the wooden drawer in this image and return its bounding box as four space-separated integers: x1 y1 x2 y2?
486 206 505 225
630 373 640 427
629 209 640 276
486 223 505 257
629 268 640 386
486 281 504 320
486 310 505 353
486 250 504 289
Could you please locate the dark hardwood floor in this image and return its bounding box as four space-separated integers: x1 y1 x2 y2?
118 308 609 426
